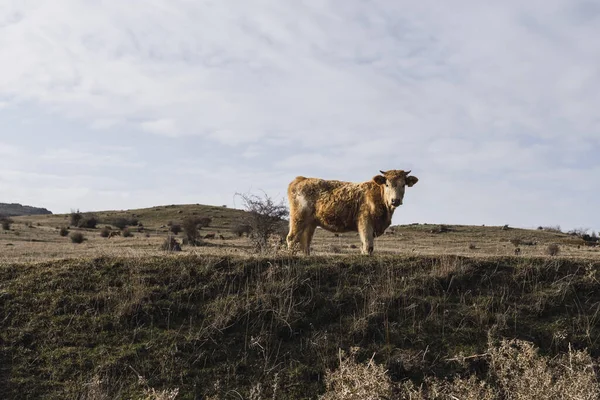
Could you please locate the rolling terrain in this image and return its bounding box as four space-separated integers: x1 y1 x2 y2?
1 204 599 398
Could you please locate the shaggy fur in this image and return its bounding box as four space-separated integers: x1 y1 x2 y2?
287 170 418 255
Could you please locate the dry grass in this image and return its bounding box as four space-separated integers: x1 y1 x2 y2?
2 203 600 399
323 339 599 400
3 206 598 263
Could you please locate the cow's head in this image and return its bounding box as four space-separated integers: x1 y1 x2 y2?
373 169 418 208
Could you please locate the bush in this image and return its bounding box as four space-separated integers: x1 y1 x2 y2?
1 217 13 230
546 243 560 256
78 215 98 229
236 192 289 253
122 228 133 238
181 216 210 245
160 237 182 252
111 217 138 230
169 224 182 235
70 209 82 227
322 348 392 400
100 227 111 238
59 227 69 237
70 232 85 244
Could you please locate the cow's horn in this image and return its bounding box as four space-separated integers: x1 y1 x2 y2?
379 170 386 175
405 170 411 175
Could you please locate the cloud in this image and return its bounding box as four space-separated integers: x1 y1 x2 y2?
0 0 599 230
40 148 145 169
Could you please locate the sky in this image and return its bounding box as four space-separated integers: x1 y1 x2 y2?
0 0 599 231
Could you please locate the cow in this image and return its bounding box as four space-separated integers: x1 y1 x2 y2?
108 230 121 238
286 169 418 255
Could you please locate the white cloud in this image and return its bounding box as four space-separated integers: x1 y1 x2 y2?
140 118 178 136
40 148 145 169
0 0 598 229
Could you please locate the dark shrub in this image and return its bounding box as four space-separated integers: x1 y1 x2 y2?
70 232 85 244
170 224 182 235
59 227 69 237
100 227 111 238
112 218 130 230
182 216 210 245
1 217 13 231
70 209 82 227
78 216 98 229
122 228 133 238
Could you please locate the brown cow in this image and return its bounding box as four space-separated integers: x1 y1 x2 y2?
287 169 418 255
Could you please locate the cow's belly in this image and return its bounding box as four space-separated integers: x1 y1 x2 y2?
316 214 358 233
317 220 357 233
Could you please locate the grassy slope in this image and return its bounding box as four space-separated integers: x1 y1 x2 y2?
2 254 600 399
14 203 246 231
6 204 599 262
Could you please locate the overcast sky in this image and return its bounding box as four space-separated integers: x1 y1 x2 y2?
1 0 599 231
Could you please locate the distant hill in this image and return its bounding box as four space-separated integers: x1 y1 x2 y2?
0 203 52 217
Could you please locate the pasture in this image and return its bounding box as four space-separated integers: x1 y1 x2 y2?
1 204 600 399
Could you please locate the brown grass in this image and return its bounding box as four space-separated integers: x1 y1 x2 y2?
2 205 598 263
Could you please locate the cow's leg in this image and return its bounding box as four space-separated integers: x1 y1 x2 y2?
358 221 374 255
286 215 304 253
300 224 317 255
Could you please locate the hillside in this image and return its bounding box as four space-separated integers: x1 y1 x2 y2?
2 204 598 263
1 255 600 399
0 203 52 217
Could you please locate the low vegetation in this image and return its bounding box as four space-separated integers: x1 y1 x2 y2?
2 255 600 399
237 192 289 252
69 231 85 244
1 216 13 230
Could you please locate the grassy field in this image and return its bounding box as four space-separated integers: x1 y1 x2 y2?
2 204 598 262
1 204 600 399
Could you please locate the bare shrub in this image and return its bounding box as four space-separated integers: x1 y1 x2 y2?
59 227 69 237
182 216 211 245
70 209 82 227
100 227 111 238
70 232 85 244
161 237 182 252
489 339 599 400
321 348 392 400
399 339 599 399
236 192 289 253
468 243 477 250
546 243 560 256
122 228 133 238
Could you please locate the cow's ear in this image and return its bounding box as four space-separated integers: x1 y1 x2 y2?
373 175 386 185
406 176 418 187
